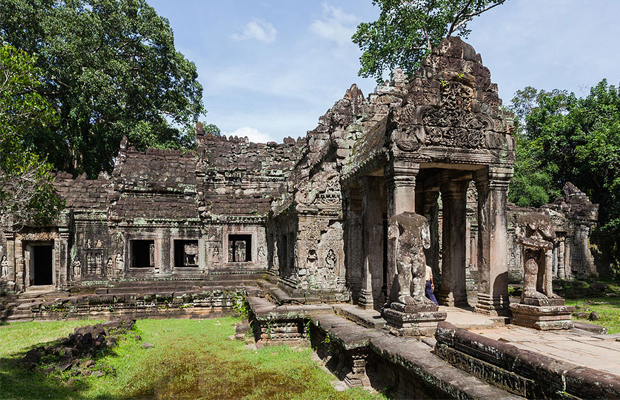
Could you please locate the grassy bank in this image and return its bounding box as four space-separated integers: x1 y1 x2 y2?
0 318 384 399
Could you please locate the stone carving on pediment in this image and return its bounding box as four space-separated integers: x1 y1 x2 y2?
16 232 58 241
317 178 342 207
390 104 435 152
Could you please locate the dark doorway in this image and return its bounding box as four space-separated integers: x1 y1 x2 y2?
33 245 53 285
228 235 252 262
174 240 199 267
131 240 155 268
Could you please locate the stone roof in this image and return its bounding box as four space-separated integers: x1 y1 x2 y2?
196 132 302 217
54 173 109 211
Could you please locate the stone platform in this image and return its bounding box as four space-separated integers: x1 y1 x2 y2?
436 321 620 398
476 325 620 377
510 302 575 330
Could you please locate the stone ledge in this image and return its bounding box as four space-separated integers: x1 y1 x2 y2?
435 321 620 399
332 304 386 329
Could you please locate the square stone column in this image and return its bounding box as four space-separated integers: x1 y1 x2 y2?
474 166 513 316
438 180 469 307
343 186 364 303
384 160 419 303
58 231 70 288
359 176 385 310
421 191 440 285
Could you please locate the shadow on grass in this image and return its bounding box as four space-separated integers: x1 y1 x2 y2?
0 334 125 399
0 355 126 400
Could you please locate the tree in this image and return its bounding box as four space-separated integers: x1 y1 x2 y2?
508 87 571 207
353 0 508 81
0 0 204 178
0 44 64 228
510 81 620 237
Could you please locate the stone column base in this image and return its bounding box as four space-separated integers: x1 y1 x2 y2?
382 303 446 336
474 292 510 316
358 289 374 310
510 303 575 330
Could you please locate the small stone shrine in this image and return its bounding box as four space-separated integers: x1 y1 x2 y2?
510 213 574 330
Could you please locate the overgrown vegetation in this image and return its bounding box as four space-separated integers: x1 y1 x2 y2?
0 44 64 228
0 0 204 178
509 82 620 266
0 318 384 400
353 0 509 82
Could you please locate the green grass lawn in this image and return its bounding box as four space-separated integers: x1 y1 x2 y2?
565 297 620 334
0 318 385 400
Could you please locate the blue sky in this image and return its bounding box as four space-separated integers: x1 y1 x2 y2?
147 0 620 143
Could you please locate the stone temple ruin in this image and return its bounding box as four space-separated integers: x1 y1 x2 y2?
1 36 614 399
0 37 598 313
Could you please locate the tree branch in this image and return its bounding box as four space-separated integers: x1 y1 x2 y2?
448 0 474 37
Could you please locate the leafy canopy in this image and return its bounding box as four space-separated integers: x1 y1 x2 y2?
353 0 508 82
0 0 204 178
0 44 64 227
509 81 620 237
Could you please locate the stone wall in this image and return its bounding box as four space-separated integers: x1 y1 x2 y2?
0 128 303 293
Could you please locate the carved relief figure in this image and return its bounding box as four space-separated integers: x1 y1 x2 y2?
515 213 560 304
106 257 113 276
73 258 82 281
257 246 266 265
388 212 431 305
116 253 124 272
325 249 337 271
1 256 8 279
212 246 220 264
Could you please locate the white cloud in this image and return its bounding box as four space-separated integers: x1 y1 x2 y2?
231 19 277 44
226 126 275 144
310 3 357 46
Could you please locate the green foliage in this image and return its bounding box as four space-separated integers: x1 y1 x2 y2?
0 44 64 227
353 0 508 82
510 82 620 237
0 0 204 178
232 293 250 319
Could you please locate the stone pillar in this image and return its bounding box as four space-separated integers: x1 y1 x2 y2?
4 232 16 292
557 238 566 279
474 166 513 316
438 180 469 307
15 238 25 292
344 187 364 303
359 177 385 310
385 160 419 302
58 231 70 288
422 191 441 286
